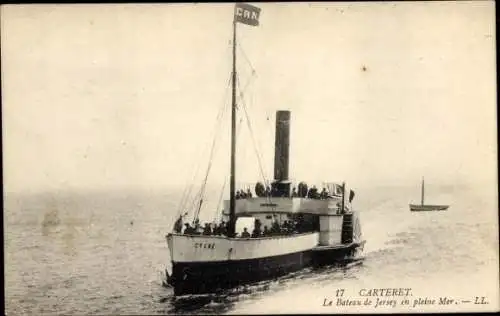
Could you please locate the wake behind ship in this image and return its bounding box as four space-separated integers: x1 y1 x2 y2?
165 4 366 296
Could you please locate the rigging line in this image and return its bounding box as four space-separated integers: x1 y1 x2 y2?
213 176 228 224
176 117 215 217
237 78 276 209
189 188 203 218
236 50 257 90
265 108 275 154
192 109 228 222
193 131 220 221
178 73 232 218
236 64 257 112
238 73 257 105
177 152 206 217
236 87 276 211
236 80 277 212
178 94 230 218
192 101 233 221
236 74 262 158
178 95 229 219
237 77 270 190
176 158 202 218
196 116 245 224
236 40 257 77
195 116 244 222
194 116 244 222
194 110 239 220
235 72 257 118
243 104 270 190
212 115 244 224
242 123 267 189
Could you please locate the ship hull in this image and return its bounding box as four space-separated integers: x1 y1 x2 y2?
165 233 365 296
165 210 366 296
166 232 319 296
409 204 449 212
169 249 312 296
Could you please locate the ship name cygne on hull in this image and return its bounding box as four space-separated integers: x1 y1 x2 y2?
194 242 216 249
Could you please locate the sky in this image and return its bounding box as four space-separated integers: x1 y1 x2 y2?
1 2 497 194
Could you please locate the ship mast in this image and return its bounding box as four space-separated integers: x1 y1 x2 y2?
228 15 238 238
228 3 261 238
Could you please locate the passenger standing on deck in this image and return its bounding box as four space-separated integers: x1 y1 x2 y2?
311 185 318 199
295 214 304 233
291 187 298 197
173 213 186 233
252 219 262 237
193 219 202 235
247 188 253 198
183 223 193 234
271 186 278 197
219 221 226 236
251 227 261 238
262 225 270 236
270 221 281 235
320 188 328 199
241 227 251 238
282 220 289 234
202 223 212 235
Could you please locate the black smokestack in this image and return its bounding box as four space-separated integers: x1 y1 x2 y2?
272 110 291 197
274 110 290 180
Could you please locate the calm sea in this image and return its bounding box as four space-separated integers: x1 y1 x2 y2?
4 184 499 314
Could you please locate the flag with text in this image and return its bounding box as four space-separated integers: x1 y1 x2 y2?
234 3 261 26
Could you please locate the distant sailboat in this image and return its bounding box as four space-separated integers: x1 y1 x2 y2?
409 177 449 212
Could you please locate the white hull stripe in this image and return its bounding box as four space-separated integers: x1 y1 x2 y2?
167 232 320 263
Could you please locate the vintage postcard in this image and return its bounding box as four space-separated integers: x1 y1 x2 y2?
2 2 498 315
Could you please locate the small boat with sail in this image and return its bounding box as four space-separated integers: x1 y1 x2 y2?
409 177 449 212
164 3 366 296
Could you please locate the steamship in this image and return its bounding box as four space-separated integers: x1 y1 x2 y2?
165 3 366 296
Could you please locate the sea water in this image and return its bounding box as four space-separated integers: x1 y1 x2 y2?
4 184 499 314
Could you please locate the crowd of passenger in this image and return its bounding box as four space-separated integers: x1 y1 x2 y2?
243 182 356 203
241 219 301 237
292 186 332 200
178 218 229 236
173 215 313 238
235 189 253 199
235 183 339 200
171 182 355 237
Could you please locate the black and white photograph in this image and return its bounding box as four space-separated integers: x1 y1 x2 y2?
2 2 498 314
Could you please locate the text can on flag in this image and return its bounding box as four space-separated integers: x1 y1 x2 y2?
234 3 261 26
